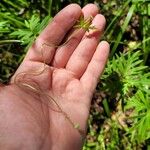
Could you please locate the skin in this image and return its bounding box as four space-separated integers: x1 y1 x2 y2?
0 4 109 150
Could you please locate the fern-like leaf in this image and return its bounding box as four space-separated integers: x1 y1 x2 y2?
102 50 148 95
10 15 51 46
126 90 150 142
0 21 10 34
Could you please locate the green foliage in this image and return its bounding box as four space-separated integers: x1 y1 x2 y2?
110 2 136 56
0 0 52 82
101 50 150 145
103 0 150 59
83 118 138 150
126 90 150 142
10 15 51 46
102 51 148 95
0 21 10 34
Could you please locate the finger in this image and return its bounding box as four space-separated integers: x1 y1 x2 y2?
66 14 106 78
24 4 81 64
52 4 99 68
80 41 109 97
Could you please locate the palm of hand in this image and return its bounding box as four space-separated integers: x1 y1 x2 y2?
45 67 89 149
19 63 90 149
9 60 90 150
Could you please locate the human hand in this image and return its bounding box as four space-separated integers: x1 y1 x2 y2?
0 4 109 150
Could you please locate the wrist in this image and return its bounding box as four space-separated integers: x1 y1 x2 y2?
0 84 46 150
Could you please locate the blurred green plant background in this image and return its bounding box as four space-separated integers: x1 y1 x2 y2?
0 0 150 149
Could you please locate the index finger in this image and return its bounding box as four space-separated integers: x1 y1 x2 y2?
24 4 82 64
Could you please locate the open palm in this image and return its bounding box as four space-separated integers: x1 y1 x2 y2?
0 4 109 150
